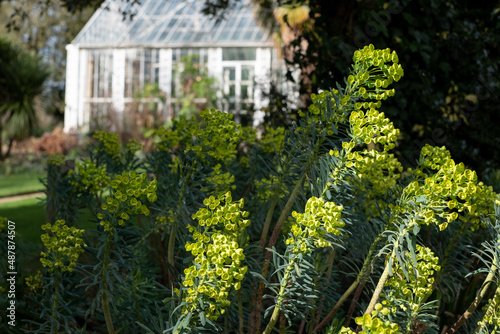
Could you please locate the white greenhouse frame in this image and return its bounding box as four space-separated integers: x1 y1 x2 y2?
64 0 293 133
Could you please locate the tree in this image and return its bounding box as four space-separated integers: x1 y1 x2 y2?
0 0 95 124
0 38 50 160
204 0 500 176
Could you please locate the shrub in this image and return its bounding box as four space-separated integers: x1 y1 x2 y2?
5 45 500 334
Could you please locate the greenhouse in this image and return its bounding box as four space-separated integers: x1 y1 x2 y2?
63 0 286 133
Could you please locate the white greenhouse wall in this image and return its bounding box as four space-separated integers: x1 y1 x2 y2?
112 49 126 119
64 45 80 132
253 47 271 126
64 46 281 133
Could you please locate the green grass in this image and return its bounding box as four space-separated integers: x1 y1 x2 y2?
0 173 45 197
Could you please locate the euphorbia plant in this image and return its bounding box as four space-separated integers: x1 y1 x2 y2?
21 45 500 334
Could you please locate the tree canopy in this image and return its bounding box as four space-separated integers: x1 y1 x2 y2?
0 38 50 160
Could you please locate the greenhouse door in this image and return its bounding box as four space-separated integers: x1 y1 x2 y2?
222 65 254 116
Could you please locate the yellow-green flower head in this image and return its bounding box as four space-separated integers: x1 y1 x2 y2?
287 197 344 253
255 175 286 203
93 130 121 162
99 171 157 232
48 153 66 167
40 220 86 272
185 109 243 163
181 192 250 321
349 108 400 151
385 245 441 304
68 159 111 194
126 138 142 153
260 126 285 154
405 144 497 231
25 271 43 293
0 216 7 232
154 116 200 151
201 164 236 196
339 313 401 334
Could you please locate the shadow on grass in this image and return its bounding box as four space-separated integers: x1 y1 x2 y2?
0 174 45 198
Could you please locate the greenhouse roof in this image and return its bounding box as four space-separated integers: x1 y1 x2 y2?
73 0 273 47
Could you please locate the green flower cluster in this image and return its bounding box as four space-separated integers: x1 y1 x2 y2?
346 149 403 194
349 108 399 151
287 197 344 252
48 153 66 167
155 116 199 151
68 159 110 194
300 89 348 126
384 245 441 309
404 144 497 231
40 219 86 272
201 164 236 195
298 45 402 132
126 138 142 153
254 176 286 203
93 130 121 162
186 109 242 163
25 271 43 293
0 216 7 232
340 313 401 334
350 44 404 101
98 171 157 232
478 295 500 332
260 126 285 154
181 192 250 321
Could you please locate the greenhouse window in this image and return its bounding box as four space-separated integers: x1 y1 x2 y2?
124 49 160 98
222 48 257 61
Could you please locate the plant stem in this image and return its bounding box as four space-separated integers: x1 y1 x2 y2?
313 249 336 330
252 173 306 333
263 258 296 334
167 224 176 283
313 278 360 333
447 260 498 334
260 194 279 250
52 269 59 334
363 258 391 316
102 233 116 334
313 234 382 333
167 161 196 284
344 281 366 327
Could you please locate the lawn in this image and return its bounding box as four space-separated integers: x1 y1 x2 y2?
0 173 45 197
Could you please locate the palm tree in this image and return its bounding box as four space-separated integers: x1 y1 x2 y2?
0 38 50 160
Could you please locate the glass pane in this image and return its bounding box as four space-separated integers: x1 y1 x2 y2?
222 47 256 61
229 84 235 96
231 30 242 40
241 85 248 99
243 30 254 40
242 68 250 81
153 1 167 15
171 31 182 41
238 17 249 28
168 18 178 28
229 68 236 81
218 30 229 40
